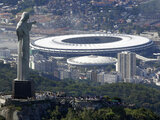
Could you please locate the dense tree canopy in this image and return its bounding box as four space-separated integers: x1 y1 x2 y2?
43 106 160 120
0 62 160 114
0 115 5 120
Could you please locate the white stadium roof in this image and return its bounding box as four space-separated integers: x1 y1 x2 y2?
67 55 117 66
31 34 153 55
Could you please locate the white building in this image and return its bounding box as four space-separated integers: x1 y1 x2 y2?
97 72 120 84
0 48 10 58
30 54 56 73
86 70 97 82
70 69 80 80
59 70 71 80
104 73 118 84
97 72 105 83
117 51 136 83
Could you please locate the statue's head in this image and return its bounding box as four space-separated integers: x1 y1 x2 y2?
20 12 29 22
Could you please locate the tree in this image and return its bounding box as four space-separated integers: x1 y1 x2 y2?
93 108 120 120
0 116 5 120
49 106 61 120
62 108 79 120
125 108 160 120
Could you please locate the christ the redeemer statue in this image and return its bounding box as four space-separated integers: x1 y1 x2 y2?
16 12 36 80
13 12 36 99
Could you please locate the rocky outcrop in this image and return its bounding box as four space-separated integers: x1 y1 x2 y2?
0 100 54 120
0 107 19 120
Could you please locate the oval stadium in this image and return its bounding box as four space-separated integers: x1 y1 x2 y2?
31 34 153 57
67 55 117 66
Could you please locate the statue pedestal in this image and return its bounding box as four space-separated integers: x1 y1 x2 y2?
12 79 35 99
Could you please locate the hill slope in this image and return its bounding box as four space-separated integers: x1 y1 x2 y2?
0 62 160 114
139 0 160 15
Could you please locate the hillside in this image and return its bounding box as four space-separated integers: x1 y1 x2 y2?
44 106 160 120
139 0 160 15
0 62 160 114
1 97 159 120
1 0 49 5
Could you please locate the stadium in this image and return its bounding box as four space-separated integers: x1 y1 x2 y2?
67 55 117 66
31 34 153 57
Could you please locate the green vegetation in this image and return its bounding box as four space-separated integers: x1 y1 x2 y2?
0 63 160 114
0 116 5 120
43 106 160 120
8 105 22 111
0 62 16 92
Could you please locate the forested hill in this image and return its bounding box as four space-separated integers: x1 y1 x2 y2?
139 0 160 15
0 62 160 114
43 106 160 120
0 0 49 5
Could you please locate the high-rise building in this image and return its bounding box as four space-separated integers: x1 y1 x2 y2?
117 51 136 83
30 54 57 73
97 72 105 83
87 70 97 82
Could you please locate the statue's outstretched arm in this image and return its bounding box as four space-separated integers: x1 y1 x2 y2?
28 21 36 31
31 21 36 24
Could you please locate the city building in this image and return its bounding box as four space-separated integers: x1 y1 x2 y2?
97 72 120 84
30 54 57 73
67 55 117 81
59 70 71 80
0 48 10 59
117 51 136 82
86 70 97 82
103 73 118 84
97 72 105 83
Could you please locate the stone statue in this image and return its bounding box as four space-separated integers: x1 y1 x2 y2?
16 12 36 80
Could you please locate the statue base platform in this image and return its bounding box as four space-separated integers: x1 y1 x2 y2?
12 79 35 99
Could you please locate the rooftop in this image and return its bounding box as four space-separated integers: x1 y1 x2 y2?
67 55 117 66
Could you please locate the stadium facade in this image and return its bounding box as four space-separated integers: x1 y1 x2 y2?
31 34 153 57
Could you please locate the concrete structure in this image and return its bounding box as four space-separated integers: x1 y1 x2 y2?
13 12 36 99
97 72 105 83
136 54 157 62
12 80 34 99
97 72 120 84
31 34 153 57
66 55 117 81
70 69 80 80
0 48 10 58
30 54 57 73
117 51 136 83
103 73 118 83
87 70 97 82
59 70 71 80
30 59 56 73
67 55 117 66
16 12 36 81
